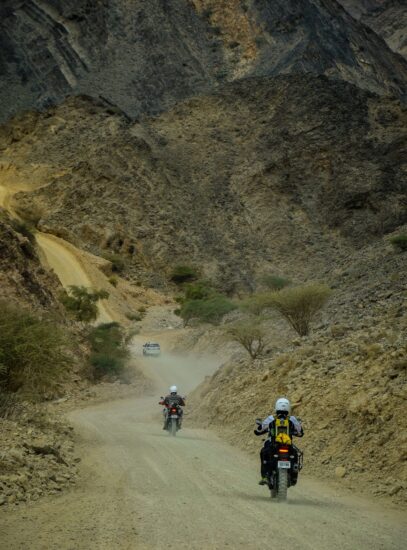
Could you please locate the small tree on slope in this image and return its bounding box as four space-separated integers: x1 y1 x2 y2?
225 320 268 359
267 283 332 336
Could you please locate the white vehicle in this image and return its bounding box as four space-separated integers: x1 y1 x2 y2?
142 342 161 357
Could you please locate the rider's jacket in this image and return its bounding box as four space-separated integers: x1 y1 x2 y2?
163 394 185 407
260 415 303 437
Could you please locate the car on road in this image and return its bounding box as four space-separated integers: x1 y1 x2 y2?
142 342 161 357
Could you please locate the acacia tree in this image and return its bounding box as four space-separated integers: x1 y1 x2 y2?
225 321 268 359
267 283 331 336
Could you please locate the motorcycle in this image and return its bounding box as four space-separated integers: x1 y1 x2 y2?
255 418 303 501
159 398 183 436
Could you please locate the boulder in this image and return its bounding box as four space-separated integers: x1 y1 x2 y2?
335 466 347 478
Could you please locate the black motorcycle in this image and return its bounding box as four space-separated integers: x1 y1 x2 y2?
159 398 182 436
255 418 303 501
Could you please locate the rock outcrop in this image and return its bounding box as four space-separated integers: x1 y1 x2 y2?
338 0 407 60
0 213 62 311
1 0 407 123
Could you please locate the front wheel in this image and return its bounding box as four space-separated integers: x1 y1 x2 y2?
170 418 177 436
277 469 288 501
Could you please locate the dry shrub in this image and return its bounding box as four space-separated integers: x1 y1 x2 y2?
225 320 268 359
0 302 72 399
272 353 298 374
0 390 22 419
260 274 291 291
390 234 407 252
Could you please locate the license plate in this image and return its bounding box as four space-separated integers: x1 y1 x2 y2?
170 415 178 418
278 461 291 469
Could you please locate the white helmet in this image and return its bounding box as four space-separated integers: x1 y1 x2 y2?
275 397 291 413
170 385 177 394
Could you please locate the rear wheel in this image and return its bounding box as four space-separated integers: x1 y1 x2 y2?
269 473 277 498
277 470 288 501
170 418 177 436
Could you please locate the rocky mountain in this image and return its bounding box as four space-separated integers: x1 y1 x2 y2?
1 75 405 291
338 0 407 60
1 0 407 123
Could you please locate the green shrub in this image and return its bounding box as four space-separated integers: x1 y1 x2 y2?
11 219 36 243
267 284 332 336
240 292 273 316
102 253 126 273
125 311 142 322
177 295 236 326
225 321 268 359
184 280 214 301
260 274 291 291
169 265 198 284
108 275 118 287
90 354 123 377
0 302 71 399
390 234 407 252
88 322 129 380
60 286 109 323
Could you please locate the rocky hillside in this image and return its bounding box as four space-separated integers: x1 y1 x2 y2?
1 75 406 291
0 212 62 312
1 0 407 123
338 0 407 60
187 232 407 503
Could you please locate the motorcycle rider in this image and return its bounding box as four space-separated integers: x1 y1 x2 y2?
159 385 186 430
255 397 303 486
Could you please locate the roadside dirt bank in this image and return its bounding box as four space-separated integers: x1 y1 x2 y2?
1 319 406 550
0 170 168 324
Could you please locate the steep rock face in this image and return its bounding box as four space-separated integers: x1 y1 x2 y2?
2 76 406 290
200 0 407 95
338 0 407 60
0 0 220 122
1 0 407 123
0 214 61 311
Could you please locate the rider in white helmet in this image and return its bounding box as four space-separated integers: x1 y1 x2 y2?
159 385 186 429
255 397 303 485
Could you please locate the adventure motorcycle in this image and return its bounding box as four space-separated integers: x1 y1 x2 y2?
160 398 183 436
255 417 303 501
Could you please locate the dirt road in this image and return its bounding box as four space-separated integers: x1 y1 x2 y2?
1 325 406 550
